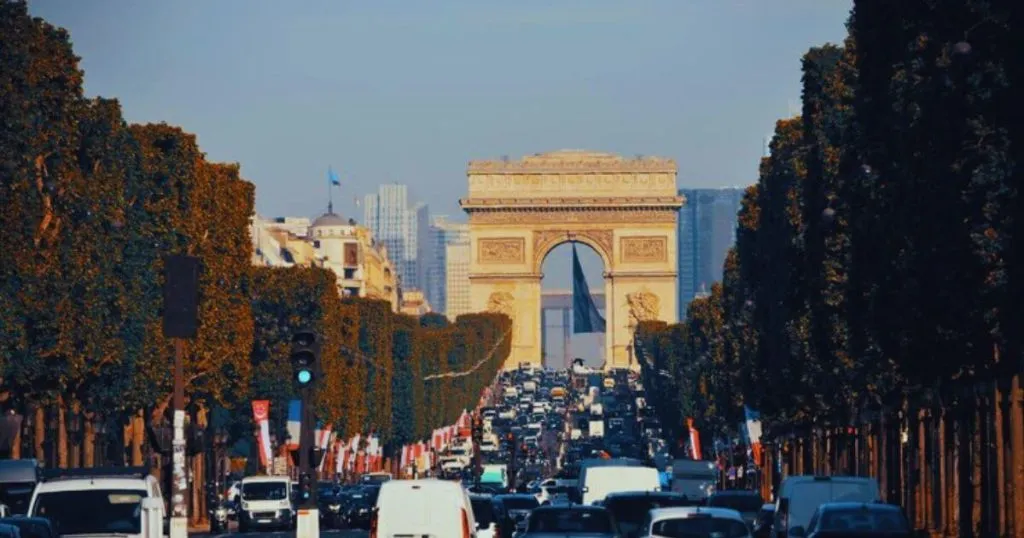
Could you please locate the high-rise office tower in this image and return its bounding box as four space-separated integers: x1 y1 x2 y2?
426 216 469 316
362 184 426 291
445 239 472 320
677 187 746 318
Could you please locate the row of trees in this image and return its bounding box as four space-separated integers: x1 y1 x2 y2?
639 2 1022 533
0 1 510 468
641 0 1021 448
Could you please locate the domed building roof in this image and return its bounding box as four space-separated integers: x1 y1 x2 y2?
310 212 347 228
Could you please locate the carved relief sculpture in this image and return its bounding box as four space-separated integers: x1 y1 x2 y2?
478 238 525 264
621 236 668 263
626 290 661 327
486 291 516 319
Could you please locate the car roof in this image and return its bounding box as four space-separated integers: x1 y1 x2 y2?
34 476 151 493
819 502 902 512
649 506 745 522
242 475 289 483
532 505 608 513
604 491 688 500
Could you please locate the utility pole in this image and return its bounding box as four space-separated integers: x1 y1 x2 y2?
472 413 483 490
291 328 322 538
162 255 201 538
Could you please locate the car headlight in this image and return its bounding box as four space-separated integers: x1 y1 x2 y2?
328 504 341 512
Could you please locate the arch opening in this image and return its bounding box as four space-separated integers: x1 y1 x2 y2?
539 240 607 371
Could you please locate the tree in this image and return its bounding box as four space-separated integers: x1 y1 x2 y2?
0 0 86 408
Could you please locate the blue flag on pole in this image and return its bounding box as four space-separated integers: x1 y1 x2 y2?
572 243 606 333
328 166 340 186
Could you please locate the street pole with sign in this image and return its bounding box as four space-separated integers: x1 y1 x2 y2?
290 329 321 538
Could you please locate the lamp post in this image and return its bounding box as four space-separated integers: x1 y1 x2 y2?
47 409 58 468
20 410 32 462
68 412 82 468
93 417 107 467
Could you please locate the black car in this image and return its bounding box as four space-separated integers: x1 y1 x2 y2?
342 486 379 530
494 493 540 534
601 491 706 538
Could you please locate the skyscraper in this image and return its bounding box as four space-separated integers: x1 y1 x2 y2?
677 187 746 317
362 184 426 291
445 240 471 320
426 216 469 315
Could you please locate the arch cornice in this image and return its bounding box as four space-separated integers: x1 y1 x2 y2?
532 229 613 274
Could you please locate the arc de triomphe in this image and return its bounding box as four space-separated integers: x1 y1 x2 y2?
459 150 684 371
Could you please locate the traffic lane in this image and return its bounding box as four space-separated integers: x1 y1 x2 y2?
202 530 367 538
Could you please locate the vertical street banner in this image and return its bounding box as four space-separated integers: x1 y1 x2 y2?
687 417 703 460
744 406 764 465
572 244 606 333
286 400 302 450
251 400 272 472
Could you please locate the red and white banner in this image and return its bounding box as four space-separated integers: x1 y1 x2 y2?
687 417 702 460
251 400 272 471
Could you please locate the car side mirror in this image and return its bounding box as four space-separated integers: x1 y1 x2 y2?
789 526 806 537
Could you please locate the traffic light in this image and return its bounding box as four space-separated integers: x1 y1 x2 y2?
298 472 313 502
472 415 483 443
290 329 320 389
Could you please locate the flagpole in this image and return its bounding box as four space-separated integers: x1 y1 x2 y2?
327 167 334 214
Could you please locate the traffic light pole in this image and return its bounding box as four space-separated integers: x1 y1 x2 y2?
291 329 321 538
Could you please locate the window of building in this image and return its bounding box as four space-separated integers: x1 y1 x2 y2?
313 240 321 248
343 268 356 279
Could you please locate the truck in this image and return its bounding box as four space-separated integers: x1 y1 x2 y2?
588 419 605 438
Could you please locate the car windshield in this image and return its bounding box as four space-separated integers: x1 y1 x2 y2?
0 483 36 515
605 496 697 524
242 482 287 500
32 489 146 536
652 516 750 538
528 509 613 534
501 496 539 510
471 499 495 526
819 508 910 532
0 519 52 538
707 493 764 512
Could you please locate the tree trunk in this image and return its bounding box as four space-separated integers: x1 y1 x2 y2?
33 407 45 463
11 424 21 460
995 379 1009 537
971 390 983 537
83 417 95 468
131 410 145 466
1011 374 1024 538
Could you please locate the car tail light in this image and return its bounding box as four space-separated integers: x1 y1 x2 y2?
369 508 378 538
461 508 471 538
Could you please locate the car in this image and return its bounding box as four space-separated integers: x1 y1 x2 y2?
374 479 476 538
519 505 618 538
640 506 752 538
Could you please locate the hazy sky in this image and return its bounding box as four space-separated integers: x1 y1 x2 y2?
29 0 852 365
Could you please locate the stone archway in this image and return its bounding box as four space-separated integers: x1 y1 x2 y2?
460 150 685 371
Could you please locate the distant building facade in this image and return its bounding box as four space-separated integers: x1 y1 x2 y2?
425 216 470 315
251 212 399 311
444 240 471 320
677 187 746 318
399 289 432 316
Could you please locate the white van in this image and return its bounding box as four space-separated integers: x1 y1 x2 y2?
374 479 477 538
582 465 660 505
238 475 294 532
28 467 164 538
773 475 881 537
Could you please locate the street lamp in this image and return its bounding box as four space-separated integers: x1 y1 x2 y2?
68 412 82 468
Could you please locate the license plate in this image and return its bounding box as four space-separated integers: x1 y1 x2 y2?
257 519 271 524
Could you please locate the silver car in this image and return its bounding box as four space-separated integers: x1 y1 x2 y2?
519 505 620 538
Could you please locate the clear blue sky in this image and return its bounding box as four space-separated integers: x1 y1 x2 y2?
30 0 852 363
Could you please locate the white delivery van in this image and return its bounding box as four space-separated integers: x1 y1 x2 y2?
374 479 477 538
237 475 294 532
28 467 165 538
774 475 881 537
582 465 660 505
